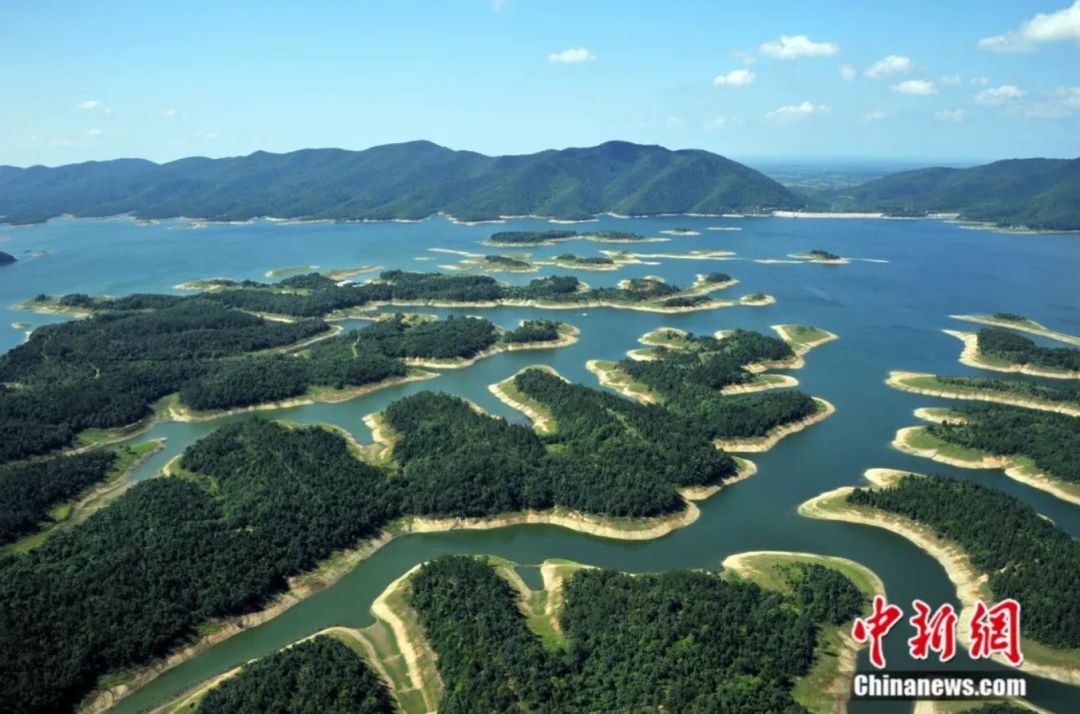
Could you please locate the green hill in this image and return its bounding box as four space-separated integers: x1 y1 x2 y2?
842 158 1080 230
0 141 803 224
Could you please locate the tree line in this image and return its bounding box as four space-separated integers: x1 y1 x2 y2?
977 327 1080 372
847 473 1080 649
406 554 862 713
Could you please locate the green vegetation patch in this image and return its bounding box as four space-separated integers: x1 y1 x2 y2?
977 328 1080 373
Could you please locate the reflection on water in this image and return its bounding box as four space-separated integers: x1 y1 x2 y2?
2 215 1077 713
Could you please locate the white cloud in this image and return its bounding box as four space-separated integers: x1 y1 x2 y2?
979 1 1080 52
1055 85 1080 107
892 79 937 95
162 108 177 118
547 47 595 64
732 49 758 65
840 64 856 81
935 109 966 122
861 110 887 122
759 34 839 59
766 101 830 118
704 116 728 130
77 100 102 110
975 84 1025 105
940 75 962 86
865 55 912 79
713 69 756 87
86 128 103 136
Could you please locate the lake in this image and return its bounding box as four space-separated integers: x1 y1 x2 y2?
1 214 1077 713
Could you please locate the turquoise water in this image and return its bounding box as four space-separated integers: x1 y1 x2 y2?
1 215 1078 713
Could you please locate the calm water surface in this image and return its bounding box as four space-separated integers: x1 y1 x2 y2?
1 215 1077 713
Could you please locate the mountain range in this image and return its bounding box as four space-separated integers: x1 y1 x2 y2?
0 142 1077 229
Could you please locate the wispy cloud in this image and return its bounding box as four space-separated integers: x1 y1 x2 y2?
713 69 756 87
975 84 1025 105
935 109 965 122
861 110 887 122
865 55 912 79
547 47 595 64
940 75 962 86
766 101 830 118
839 64 856 82
703 116 728 130
86 128 103 136
77 100 102 110
162 108 177 118
759 34 839 59
892 79 937 95
979 1 1080 52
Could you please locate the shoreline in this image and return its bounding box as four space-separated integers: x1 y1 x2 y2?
886 370 1080 417
949 314 1080 347
487 367 563 435
944 329 1080 380
168 370 439 423
404 324 580 369
721 550 885 714
798 468 1080 685
892 424 1080 508
714 398 835 452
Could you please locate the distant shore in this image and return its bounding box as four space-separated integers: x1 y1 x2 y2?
944 329 1080 379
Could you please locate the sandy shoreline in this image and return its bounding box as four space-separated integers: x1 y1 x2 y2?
487 367 563 434
950 314 1080 347
799 468 1080 685
886 370 1080 417
945 329 1080 380
892 423 1080 508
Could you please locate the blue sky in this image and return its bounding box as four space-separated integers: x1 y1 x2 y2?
1 0 1078 166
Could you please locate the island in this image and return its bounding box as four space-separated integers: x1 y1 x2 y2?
800 469 1080 684
950 312 1080 347
0 250 16 266
659 226 700 235
788 250 849 265
886 371 1080 417
159 552 877 714
587 324 836 451
3 338 816 711
23 269 772 319
890 404 1080 506
944 327 1080 379
484 229 662 246
0 297 581 463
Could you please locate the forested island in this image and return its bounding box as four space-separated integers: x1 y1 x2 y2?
790 250 848 264
801 469 1080 680
0 296 573 463
0 250 15 265
1 335 800 711
951 313 1080 347
195 636 395 714
894 404 1080 505
485 229 656 246
887 371 1080 416
24 269 762 321
588 326 834 450
392 554 868 713
947 327 1080 378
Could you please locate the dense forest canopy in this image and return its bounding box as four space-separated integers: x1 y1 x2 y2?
932 376 1080 405
0 450 115 545
0 250 16 265
407 555 863 713
847 474 1080 649
616 329 819 439
0 299 325 461
197 636 395 714
926 404 1079 483
977 327 1080 372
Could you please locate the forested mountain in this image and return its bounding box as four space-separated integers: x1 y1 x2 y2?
838 157 1080 230
0 141 802 224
